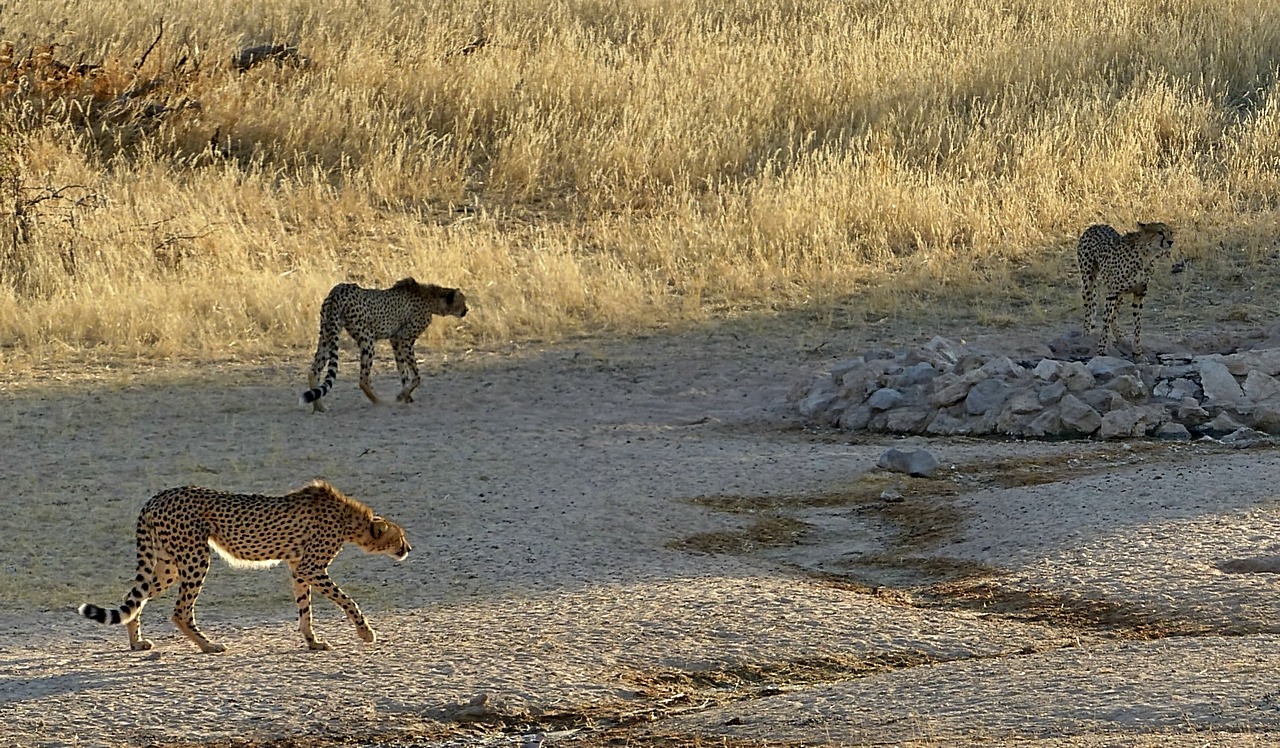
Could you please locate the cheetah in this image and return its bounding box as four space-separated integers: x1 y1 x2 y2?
78 481 411 653
1076 222 1178 359
300 278 468 411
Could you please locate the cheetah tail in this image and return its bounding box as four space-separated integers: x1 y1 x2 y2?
78 595 142 626
299 350 339 406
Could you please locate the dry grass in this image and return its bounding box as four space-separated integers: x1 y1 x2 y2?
1 0 1279 368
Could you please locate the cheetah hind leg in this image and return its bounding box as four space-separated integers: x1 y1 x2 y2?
1099 292 1123 356
392 338 420 404
1080 276 1097 336
128 558 178 650
357 338 382 404
170 551 227 654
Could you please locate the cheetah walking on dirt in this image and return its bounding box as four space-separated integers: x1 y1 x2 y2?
1076 222 1178 359
300 278 468 411
78 481 411 653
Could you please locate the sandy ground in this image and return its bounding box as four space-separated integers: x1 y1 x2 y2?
3 314 1280 747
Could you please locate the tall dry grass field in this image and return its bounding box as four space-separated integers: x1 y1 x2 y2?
1 0 1279 367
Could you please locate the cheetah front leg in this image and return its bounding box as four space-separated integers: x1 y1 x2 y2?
356 337 381 404
170 548 226 654
391 338 421 403
289 562 332 651
1080 273 1098 336
1131 287 1147 359
1099 292 1122 356
306 567 377 645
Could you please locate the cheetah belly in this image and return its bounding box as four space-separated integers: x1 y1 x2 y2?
208 538 284 569
206 521 302 569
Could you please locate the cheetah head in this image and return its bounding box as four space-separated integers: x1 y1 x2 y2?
441 287 468 318
1135 222 1173 254
360 516 412 561
1136 221 1184 271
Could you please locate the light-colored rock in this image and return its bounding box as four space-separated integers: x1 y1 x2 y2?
1153 378 1202 402
965 379 1014 416
867 387 905 412
1199 359 1244 404
1059 394 1102 435
883 407 931 434
838 405 872 431
1032 358 1061 380
1201 412 1245 438
801 340 1280 441
1060 363 1096 392
1152 363 1195 380
921 336 960 365
929 369 986 407
955 353 987 375
877 448 940 477
1038 381 1068 405
1153 422 1192 441
925 411 973 436
979 356 1025 379
1105 374 1148 401
1005 391 1043 415
1223 349 1280 377
1022 408 1064 438
996 404 1031 434
1174 397 1210 426
890 362 939 388
1243 370 1280 404
1082 389 1128 415
1247 405 1280 435
1098 406 1166 439
1087 356 1139 382
830 358 866 384
798 382 839 418
1220 426 1271 446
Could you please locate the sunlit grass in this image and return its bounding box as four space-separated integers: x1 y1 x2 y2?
1 0 1278 368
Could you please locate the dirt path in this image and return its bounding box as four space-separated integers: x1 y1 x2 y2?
2 317 1280 747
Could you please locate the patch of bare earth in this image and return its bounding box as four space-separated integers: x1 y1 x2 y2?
5 319 1280 747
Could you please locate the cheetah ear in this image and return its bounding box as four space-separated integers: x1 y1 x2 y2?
445 289 457 305
371 518 389 539
1137 222 1150 230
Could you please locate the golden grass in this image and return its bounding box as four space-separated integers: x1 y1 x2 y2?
1 0 1279 367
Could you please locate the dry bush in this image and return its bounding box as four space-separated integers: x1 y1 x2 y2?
0 0 1279 366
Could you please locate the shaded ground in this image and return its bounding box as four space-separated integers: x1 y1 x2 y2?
3 312 1280 747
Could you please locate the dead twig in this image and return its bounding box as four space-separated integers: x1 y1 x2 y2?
134 19 164 72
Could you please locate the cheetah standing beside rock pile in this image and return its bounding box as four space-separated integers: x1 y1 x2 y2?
1076 221 1180 359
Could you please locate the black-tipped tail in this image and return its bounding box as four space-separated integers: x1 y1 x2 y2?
79 600 136 626
300 354 338 407
79 603 119 625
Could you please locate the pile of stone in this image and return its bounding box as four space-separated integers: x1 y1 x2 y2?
793 337 1280 441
